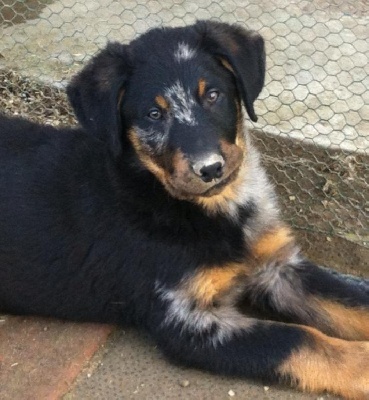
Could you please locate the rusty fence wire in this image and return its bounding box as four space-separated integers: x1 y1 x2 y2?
0 0 368 250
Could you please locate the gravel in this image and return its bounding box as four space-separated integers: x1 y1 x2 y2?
0 68 75 126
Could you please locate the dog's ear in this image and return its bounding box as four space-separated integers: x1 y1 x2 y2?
196 21 265 122
67 42 131 156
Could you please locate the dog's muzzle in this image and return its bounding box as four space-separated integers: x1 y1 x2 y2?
167 143 243 199
192 154 225 183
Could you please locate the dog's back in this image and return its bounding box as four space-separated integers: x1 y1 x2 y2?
0 115 134 321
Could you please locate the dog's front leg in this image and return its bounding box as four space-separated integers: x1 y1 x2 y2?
245 225 369 341
150 285 369 399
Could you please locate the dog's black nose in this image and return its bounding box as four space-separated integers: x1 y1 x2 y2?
200 162 223 182
192 154 225 182
199 162 223 182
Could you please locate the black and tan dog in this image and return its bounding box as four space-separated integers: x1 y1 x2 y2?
1 21 369 399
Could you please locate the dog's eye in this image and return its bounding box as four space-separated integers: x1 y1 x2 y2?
205 89 220 104
148 108 162 121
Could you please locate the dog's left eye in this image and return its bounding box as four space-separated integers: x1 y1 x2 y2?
148 108 162 121
205 89 220 104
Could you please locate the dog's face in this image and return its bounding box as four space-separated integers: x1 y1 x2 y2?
123 41 244 199
67 21 265 203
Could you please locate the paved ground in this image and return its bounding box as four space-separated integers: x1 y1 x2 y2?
0 0 368 399
0 317 112 400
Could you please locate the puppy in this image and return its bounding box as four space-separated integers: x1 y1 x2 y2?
0 21 368 399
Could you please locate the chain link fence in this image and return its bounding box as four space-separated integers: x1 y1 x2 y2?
0 0 368 253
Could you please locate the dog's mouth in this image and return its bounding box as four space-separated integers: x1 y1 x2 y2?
165 169 239 199
196 166 241 197
164 145 243 200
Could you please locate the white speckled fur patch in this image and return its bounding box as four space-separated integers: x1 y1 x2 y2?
164 81 198 126
156 282 255 347
174 42 196 62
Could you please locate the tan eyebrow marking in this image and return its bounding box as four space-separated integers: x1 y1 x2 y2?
198 78 206 98
155 95 169 110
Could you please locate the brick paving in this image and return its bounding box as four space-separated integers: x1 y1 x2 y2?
0 315 112 400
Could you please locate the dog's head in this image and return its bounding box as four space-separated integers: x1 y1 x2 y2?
67 21 265 202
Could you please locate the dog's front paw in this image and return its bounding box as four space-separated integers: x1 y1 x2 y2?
279 329 369 400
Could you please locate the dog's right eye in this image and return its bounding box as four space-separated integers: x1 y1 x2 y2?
148 108 162 121
205 89 220 104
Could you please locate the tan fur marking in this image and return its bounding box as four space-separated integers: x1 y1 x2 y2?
196 195 234 215
198 78 206 98
196 173 241 214
279 326 369 399
234 126 245 149
128 129 168 186
186 263 250 308
195 173 241 214
128 137 201 200
172 149 190 176
316 299 369 341
253 227 294 259
155 95 169 110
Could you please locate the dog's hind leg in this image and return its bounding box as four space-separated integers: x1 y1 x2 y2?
150 289 369 399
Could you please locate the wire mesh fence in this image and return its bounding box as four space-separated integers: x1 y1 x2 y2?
0 0 368 251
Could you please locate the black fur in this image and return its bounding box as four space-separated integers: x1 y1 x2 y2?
1 21 368 398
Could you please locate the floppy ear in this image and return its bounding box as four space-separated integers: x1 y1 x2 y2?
67 42 131 156
196 20 265 122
